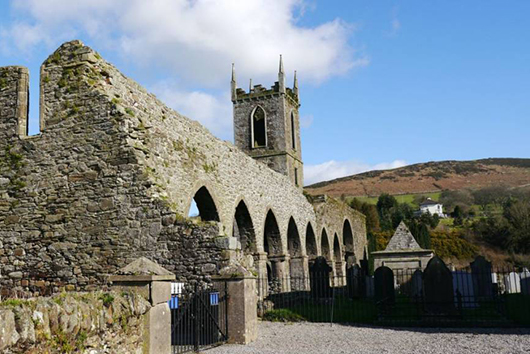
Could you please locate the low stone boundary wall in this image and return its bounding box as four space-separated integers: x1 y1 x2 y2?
0 291 150 353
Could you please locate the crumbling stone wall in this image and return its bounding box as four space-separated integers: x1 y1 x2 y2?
0 41 367 296
0 291 150 353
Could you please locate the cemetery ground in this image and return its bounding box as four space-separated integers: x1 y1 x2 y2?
207 321 530 354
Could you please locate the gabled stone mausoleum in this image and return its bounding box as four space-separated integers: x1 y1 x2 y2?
372 222 433 272
0 41 367 297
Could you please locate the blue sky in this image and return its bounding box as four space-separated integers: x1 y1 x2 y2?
1 1 529 185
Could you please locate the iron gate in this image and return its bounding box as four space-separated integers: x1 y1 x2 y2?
170 282 228 353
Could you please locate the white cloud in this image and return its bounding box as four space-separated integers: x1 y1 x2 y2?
2 0 368 138
4 0 368 86
304 159 407 186
151 81 233 140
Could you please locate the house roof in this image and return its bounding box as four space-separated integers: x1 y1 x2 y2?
385 221 423 251
420 198 441 206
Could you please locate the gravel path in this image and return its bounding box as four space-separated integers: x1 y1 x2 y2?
206 321 530 354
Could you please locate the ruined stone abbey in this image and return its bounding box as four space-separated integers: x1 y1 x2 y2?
0 41 366 296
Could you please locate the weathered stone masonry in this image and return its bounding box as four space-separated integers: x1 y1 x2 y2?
0 41 367 296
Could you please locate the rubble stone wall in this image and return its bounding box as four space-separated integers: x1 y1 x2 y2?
0 291 149 354
0 41 367 296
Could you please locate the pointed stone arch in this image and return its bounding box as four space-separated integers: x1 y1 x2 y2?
264 209 282 256
188 186 219 222
287 217 305 281
305 223 317 258
321 228 331 261
333 233 341 262
343 219 355 266
334 232 345 285
287 217 301 257
233 199 256 253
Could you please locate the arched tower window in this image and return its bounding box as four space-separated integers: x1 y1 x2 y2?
252 106 266 148
291 111 296 150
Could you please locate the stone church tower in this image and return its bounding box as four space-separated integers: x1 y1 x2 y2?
232 56 303 188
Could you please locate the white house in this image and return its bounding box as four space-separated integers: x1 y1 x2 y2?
419 198 445 217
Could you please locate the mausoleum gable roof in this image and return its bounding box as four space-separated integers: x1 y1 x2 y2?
385 221 423 251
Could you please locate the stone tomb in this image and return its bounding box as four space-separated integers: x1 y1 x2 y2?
371 222 433 272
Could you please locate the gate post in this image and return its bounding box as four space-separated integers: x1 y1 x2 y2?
213 265 258 344
108 257 175 354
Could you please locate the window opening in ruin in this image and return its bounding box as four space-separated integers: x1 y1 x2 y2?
306 224 317 258
291 111 296 150
343 219 354 263
233 200 256 253
287 217 301 257
321 229 331 261
252 106 266 148
188 186 219 221
294 168 298 186
333 233 341 262
264 210 282 256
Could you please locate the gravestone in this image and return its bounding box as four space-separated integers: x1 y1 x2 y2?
452 270 476 308
374 266 395 308
309 256 332 298
360 259 369 276
346 264 362 298
504 272 521 294
470 256 493 299
365 276 374 298
411 269 423 298
423 256 455 314
521 268 530 295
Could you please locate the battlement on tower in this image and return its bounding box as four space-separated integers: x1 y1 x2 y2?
234 84 299 106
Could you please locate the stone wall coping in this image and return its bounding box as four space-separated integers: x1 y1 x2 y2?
372 249 434 256
108 274 176 282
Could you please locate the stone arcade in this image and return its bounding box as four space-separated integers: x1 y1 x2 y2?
0 41 367 297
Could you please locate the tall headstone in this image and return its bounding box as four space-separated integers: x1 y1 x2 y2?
346 264 362 298
374 266 395 308
411 269 423 298
365 276 374 298
521 268 530 295
423 256 455 314
504 272 521 294
470 256 493 299
309 256 332 298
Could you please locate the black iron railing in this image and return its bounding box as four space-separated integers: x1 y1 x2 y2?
257 267 530 327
